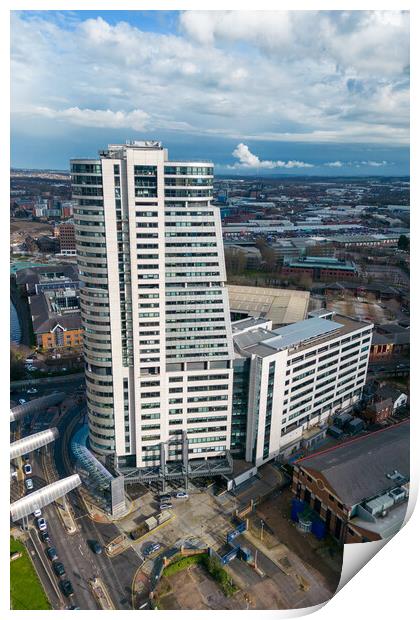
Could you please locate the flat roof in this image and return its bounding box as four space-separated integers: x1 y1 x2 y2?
231 317 270 334
264 317 344 351
227 285 309 326
234 314 372 358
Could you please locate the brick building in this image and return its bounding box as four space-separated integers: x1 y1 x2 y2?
58 222 76 255
282 256 357 281
362 398 393 424
292 422 409 543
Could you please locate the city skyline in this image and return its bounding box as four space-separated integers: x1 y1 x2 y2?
11 10 409 174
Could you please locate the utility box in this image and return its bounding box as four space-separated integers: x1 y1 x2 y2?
346 417 364 435
328 425 344 439
157 510 171 525
334 413 352 429
145 516 158 531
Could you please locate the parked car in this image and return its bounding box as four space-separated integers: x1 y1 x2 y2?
90 540 103 555
33 508 42 518
23 463 32 475
53 561 66 576
175 491 188 499
25 478 34 491
27 388 38 394
159 494 171 503
40 531 51 544
144 542 161 557
18 399 27 405
37 517 47 531
60 580 74 597
46 546 58 561
159 503 173 510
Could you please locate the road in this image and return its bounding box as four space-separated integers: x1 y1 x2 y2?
12 385 141 610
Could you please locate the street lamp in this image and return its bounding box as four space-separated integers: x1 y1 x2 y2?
260 519 264 541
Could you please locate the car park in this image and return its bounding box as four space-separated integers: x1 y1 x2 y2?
144 542 161 556
37 517 47 531
46 546 58 561
53 561 66 576
25 478 34 491
23 463 32 475
60 580 74 597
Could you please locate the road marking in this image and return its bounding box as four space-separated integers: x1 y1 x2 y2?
79 544 84 556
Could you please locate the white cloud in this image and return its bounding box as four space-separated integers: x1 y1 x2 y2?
323 159 390 168
10 11 409 147
230 143 313 169
31 106 150 130
361 160 388 167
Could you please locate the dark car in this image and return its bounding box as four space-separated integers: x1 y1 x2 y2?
60 580 74 597
53 561 66 576
40 531 51 543
46 546 58 561
159 494 171 503
90 540 103 555
144 542 161 557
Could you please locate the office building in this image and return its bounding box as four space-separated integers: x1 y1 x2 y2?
232 310 373 466
282 256 357 280
292 422 409 542
72 141 234 478
58 222 76 255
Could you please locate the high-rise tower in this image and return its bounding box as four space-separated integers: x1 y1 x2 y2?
72 141 234 476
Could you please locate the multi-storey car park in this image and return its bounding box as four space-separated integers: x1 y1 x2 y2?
231 310 373 467
71 141 234 486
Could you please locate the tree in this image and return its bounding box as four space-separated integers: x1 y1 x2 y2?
224 248 247 275
398 234 409 252
10 348 25 381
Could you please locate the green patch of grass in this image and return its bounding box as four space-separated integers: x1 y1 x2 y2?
202 556 239 597
162 553 206 577
10 537 51 610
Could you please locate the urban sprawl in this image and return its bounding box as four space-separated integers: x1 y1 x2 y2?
10 141 410 611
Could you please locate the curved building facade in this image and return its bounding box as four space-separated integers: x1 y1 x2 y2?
72 141 233 470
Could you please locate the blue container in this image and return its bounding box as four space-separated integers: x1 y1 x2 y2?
291 499 305 522
311 519 326 540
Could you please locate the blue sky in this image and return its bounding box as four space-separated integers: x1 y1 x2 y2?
11 10 410 174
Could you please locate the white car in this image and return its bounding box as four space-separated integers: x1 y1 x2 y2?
23 463 32 475
34 508 42 518
175 491 189 499
25 478 34 491
27 388 38 394
37 517 47 531
18 399 27 405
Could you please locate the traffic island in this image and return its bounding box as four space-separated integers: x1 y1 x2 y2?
106 534 131 558
89 577 115 610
